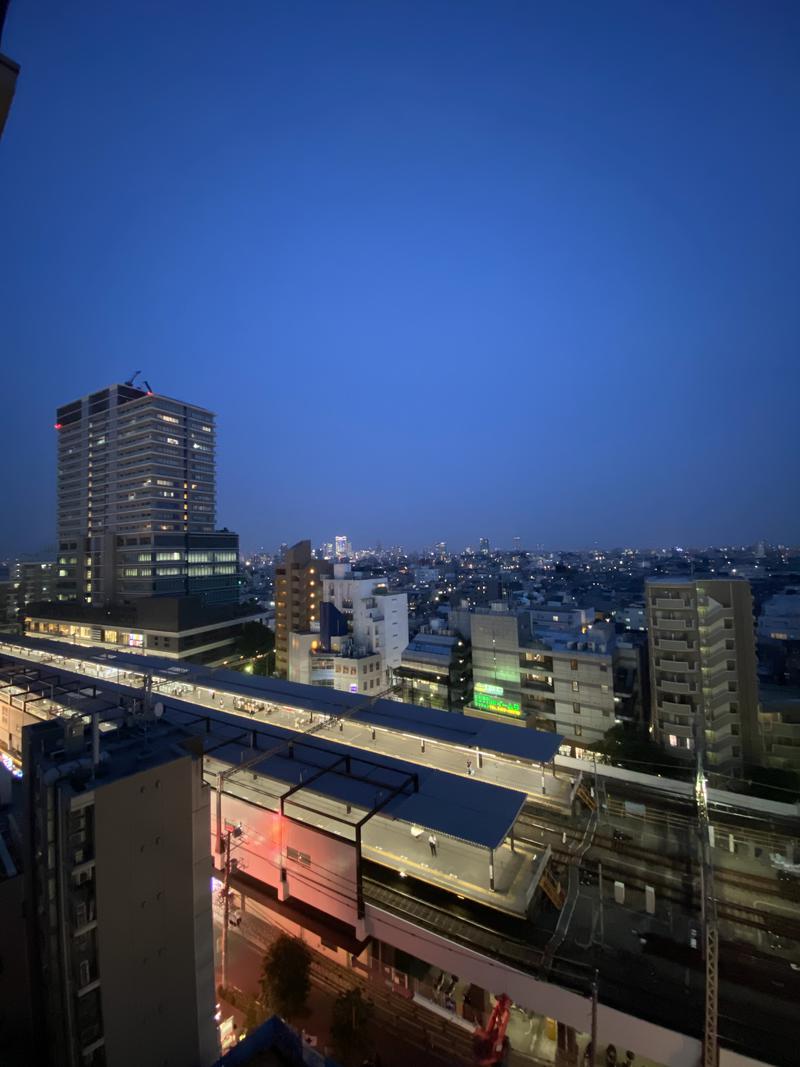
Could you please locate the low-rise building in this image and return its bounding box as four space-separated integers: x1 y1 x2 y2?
23 596 264 665
468 609 626 753
758 685 800 774
395 630 472 711
615 601 648 631
528 602 594 632
758 588 800 643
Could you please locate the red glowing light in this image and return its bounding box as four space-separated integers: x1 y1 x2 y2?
146 390 154 396
54 423 63 430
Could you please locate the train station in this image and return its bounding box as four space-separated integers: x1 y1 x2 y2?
2 635 798 1067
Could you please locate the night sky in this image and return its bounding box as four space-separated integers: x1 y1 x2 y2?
1 1 798 556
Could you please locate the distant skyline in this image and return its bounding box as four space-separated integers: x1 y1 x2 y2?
1 2 798 557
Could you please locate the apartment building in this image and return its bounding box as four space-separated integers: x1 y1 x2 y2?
758 686 800 775
283 564 409 693
22 714 218 1067
469 609 622 751
274 540 332 678
321 564 409 689
55 381 239 606
645 577 759 773
11 560 57 613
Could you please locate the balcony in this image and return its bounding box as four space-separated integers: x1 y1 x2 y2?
654 615 692 631
656 638 691 652
659 697 694 713
657 717 693 735
654 598 692 610
655 659 693 673
658 679 696 695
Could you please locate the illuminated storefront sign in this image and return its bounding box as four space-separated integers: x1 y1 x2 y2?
474 692 521 716
475 682 504 697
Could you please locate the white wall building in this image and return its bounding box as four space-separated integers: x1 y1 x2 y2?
528 603 594 632
321 565 409 693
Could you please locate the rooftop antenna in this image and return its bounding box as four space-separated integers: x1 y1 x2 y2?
125 370 141 388
143 379 154 395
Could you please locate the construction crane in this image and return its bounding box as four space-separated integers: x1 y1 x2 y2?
123 371 153 394
472 993 511 1066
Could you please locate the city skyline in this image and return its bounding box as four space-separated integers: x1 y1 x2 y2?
2 2 799 554
2 6 799 1067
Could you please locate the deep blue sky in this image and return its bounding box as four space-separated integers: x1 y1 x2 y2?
1 1 798 556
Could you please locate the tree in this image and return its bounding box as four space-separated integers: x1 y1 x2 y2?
330 987 374 1066
233 621 275 675
590 724 687 778
259 934 311 1021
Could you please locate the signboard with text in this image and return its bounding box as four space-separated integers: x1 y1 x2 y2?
474 691 522 716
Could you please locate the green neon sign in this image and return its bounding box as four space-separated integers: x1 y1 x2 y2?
476 682 504 697
474 692 522 716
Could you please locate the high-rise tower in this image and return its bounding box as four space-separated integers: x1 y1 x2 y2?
55 381 238 606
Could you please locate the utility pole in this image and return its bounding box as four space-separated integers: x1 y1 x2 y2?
590 970 599 1067
694 680 718 1067
221 828 232 990
220 822 246 991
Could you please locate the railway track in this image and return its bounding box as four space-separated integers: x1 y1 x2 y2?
516 810 795 896
513 812 800 945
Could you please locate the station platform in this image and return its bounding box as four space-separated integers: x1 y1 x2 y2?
204 739 547 917
0 637 572 811
362 818 547 916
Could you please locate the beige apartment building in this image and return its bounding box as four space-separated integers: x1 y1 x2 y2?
468 609 619 752
646 577 758 774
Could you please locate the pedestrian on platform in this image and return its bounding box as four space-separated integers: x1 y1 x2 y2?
428 834 438 857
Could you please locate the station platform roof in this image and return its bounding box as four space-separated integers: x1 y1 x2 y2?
0 636 562 766
180 706 527 851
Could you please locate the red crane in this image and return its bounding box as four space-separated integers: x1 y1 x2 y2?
473 993 511 1066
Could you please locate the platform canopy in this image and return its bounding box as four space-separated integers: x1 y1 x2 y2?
190 665 563 766
2 636 561 767
197 711 527 851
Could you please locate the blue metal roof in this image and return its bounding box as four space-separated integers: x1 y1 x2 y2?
194 709 525 850
346 701 562 764
2 636 562 765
